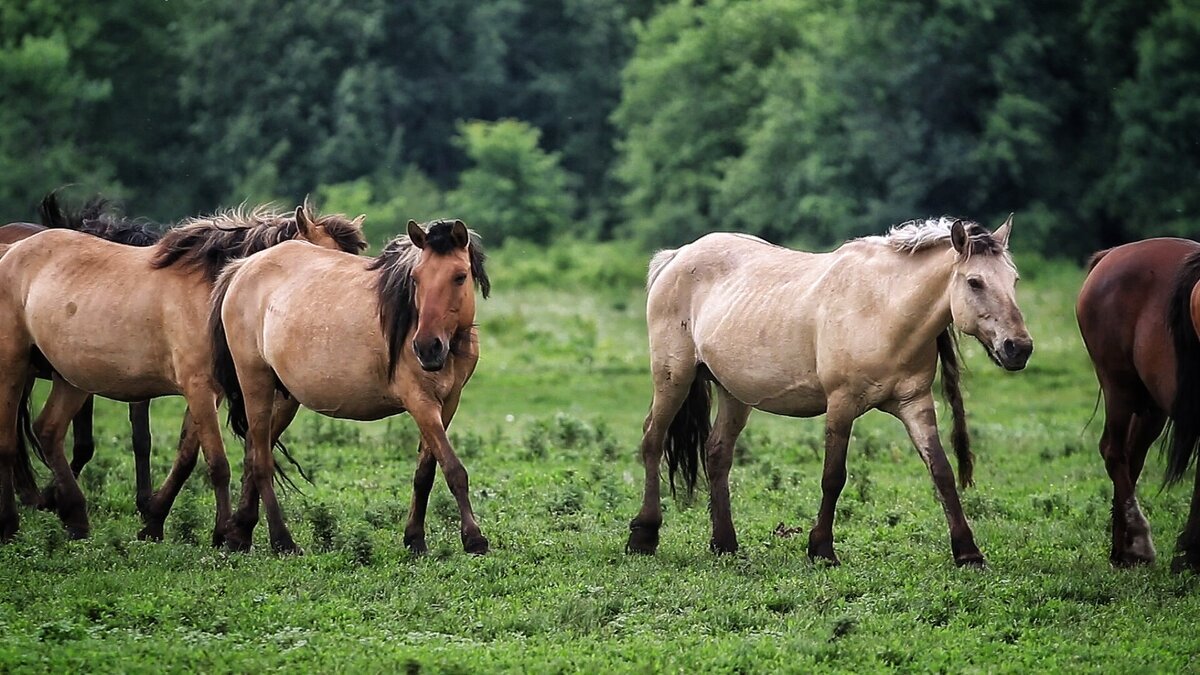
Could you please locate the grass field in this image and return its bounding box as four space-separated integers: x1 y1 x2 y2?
1 244 1198 672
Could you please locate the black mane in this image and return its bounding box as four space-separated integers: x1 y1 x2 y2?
150 205 367 282
39 192 162 247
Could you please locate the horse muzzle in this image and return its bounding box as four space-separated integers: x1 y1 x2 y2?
413 336 448 372
994 336 1033 371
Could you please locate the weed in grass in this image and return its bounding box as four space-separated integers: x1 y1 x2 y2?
307 501 339 552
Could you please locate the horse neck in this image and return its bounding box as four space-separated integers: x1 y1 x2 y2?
873 246 956 346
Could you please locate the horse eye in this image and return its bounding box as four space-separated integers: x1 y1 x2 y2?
454 273 468 285
967 277 985 290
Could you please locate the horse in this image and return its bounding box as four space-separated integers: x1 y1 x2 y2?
210 219 489 555
0 203 367 544
1 193 160 510
626 216 1033 567
1076 238 1200 572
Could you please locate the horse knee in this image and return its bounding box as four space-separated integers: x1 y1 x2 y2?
443 462 470 495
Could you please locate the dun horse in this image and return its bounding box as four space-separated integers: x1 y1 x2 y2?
0 204 366 543
628 216 1033 567
1 194 159 509
210 220 489 554
1077 238 1200 572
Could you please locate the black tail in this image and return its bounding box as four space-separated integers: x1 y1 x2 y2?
664 368 712 500
1165 252 1200 485
13 377 43 496
937 329 974 488
37 190 107 232
208 268 308 491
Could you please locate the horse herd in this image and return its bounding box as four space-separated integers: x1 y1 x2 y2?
1 196 1199 574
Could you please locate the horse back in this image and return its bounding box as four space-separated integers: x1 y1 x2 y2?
1077 237 1200 411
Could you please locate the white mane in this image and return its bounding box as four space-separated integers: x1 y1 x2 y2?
858 216 974 253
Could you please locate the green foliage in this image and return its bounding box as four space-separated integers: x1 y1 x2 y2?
316 168 447 249
447 119 577 245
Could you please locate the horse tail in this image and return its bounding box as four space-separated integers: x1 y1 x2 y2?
209 265 248 443
1165 251 1200 484
664 366 712 500
1086 248 1112 274
14 376 44 496
208 262 308 491
937 329 974 488
647 248 679 291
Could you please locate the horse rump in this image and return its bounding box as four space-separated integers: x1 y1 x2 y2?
1165 251 1200 484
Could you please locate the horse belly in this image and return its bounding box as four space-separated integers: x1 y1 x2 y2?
24 290 174 399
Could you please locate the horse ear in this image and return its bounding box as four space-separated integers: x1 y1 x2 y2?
993 213 1013 249
351 214 366 229
294 205 316 236
450 220 469 249
950 219 968 254
407 220 426 249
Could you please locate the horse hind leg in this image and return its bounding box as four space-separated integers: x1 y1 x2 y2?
38 395 96 511
627 357 702 555
1097 392 1147 566
1119 409 1166 565
138 410 199 541
708 386 750 554
34 377 92 539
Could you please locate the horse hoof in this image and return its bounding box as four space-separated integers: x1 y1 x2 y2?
1171 552 1200 574
807 535 839 566
211 529 226 548
272 539 303 556
1111 551 1154 568
710 537 739 555
955 553 987 568
462 533 489 555
404 534 428 555
0 517 18 543
224 532 253 553
65 525 90 541
137 523 165 542
626 522 660 555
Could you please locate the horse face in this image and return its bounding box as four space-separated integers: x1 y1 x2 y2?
409 221 476 372
948 218 1033 371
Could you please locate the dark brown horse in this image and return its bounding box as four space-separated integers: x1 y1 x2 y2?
1 194 158 509
1077 237 1200 572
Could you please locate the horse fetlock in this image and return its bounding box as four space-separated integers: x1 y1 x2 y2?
709 535 739 555
36 483 58 512
271 535 302 556
0 512 19 543
950 535 985 567
137 520 165 542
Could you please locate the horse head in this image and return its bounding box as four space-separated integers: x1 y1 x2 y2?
948 214 1033 371
407 219 488 372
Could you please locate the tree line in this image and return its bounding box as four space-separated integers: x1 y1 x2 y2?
2 0 1197 255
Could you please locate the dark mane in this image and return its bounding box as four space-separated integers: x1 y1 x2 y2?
39 192 162 247
368 220 490 380
150 205 367 282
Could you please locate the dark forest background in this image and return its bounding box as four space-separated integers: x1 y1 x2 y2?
3 0 1198 256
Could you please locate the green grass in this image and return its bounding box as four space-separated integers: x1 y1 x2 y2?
2 251 1199 672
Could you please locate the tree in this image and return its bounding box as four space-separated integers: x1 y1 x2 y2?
447 119 576 245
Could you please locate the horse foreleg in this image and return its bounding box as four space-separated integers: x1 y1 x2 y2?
403 447 438 554
893 395 984 567
809 398 856 565
13 377 43 509
410 401 487 554
128 400 153 512
186 389 235 549
0 377 26 541
139 411 198 541
35 377 92 539
708 387 750 555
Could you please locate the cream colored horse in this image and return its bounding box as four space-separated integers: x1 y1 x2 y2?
211 219 490 554
628 216 1033 567
0 204 366 543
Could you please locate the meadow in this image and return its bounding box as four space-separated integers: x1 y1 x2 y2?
1 243 1198 672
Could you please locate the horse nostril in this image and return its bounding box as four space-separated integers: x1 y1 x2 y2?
1002 338 1016 357
431 338 444 355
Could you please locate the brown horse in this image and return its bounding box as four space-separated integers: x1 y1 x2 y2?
1077 237 1200 572
210 219 489 554
628 217 1033 567
0 204 366 543
1 194 159 510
